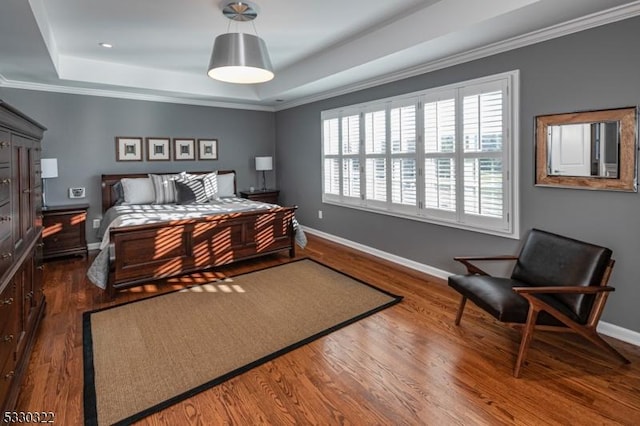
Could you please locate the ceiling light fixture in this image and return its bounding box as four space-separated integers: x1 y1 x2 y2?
207 1 274 84
98 42 113 48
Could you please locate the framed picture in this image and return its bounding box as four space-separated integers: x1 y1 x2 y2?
115 137 143 161
146 137 171 161
198 139 218 160
173 138 195 161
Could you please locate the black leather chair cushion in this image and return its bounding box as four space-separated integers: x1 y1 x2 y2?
510 229 612 323
448 274 582 326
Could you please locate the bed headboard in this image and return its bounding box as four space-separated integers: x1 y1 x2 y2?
101 170 237 213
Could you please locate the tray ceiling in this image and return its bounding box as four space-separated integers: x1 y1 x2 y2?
1 0 639 110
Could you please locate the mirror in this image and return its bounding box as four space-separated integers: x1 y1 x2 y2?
536 107 637 191
548 121 619 178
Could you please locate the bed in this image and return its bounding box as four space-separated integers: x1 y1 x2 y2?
87 170 303 297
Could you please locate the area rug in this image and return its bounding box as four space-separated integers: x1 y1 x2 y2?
83 258 402 425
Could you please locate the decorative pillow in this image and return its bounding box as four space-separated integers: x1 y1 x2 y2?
121 178 155 205
174 177 208 204
111 181 125 206
201 172 218 200
179 171 220 200
217 172 235 197
149 173 180 204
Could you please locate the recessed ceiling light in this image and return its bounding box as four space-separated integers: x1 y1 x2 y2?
99 42 113 48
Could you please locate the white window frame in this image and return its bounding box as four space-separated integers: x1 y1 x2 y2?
321 70 520 239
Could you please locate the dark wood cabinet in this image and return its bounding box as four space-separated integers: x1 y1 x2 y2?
42 204 89 260
0 100 46 414
240 189 280 204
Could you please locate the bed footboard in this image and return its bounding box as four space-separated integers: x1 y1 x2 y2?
106 206 297 296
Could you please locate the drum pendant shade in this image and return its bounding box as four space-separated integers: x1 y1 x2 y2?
208 33 273 84
207 2 274 84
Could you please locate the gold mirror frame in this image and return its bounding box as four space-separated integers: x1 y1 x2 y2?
535 107 638 192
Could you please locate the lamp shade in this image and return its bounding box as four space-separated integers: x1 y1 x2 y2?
41 158 59 179
208 33 274 84
255 156 273 171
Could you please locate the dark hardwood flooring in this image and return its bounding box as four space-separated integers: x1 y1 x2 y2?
14 234 640 425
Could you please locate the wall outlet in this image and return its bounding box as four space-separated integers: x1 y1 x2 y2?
92 218 101 229
318 210 323 219
69 187 86 198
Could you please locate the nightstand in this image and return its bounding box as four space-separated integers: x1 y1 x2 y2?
240 189 280 204
42 203 89 260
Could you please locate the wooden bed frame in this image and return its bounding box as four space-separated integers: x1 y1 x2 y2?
100 170 297 297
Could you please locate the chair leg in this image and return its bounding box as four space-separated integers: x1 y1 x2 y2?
455 296 467 325
514 307 539 378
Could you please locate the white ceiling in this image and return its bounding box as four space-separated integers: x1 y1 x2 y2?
1 0 639 111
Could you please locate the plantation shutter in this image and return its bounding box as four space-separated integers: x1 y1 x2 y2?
390 103 417 208
459 80 508 229
424 95 456 219
341 114 361 199
322 117 340 196
364 109 387 204
321 71 517 238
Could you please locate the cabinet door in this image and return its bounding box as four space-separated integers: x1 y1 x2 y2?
15 251 40 362
0 129 10 208
30 145 42 233
11 142 25 250
11 264 26 361
0 129 10 159
11 137 38 251
0 282 18 410
21 252 37 337
31 239 44 313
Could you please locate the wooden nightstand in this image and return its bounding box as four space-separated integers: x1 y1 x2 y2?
240 189 280 204
42 203 89 260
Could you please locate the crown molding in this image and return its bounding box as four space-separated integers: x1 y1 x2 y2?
274 1 640 111
0 74 275 112
4 1 640 113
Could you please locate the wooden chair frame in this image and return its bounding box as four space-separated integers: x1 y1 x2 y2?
453 255 630 377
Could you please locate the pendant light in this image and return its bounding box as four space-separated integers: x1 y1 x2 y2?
208 1 274 84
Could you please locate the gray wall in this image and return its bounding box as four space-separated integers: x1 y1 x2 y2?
1 16 638 332
0 89 276 243
276 16 640 332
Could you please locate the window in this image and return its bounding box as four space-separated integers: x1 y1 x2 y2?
321 71 519 238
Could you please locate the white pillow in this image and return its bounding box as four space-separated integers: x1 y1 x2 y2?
121 177 155 205
217 173 235 197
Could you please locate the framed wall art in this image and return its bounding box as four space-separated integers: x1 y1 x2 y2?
146 137 171 161
115 137 143 161
173 138 195 161
198 139 218 160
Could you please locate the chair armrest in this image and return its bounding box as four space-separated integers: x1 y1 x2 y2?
453 255 518 276
512 285 615 295
453 255 519 262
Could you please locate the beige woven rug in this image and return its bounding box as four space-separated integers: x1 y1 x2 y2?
83 259 402 425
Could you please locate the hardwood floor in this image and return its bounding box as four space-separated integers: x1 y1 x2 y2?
15 234 640 425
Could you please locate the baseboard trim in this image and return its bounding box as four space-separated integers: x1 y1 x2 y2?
302 226 640 348
597 321 640 347
302 226 451 282
87 242 101 251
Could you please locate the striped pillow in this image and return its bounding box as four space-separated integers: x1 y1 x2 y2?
149 174 180 204
174 176 208 204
